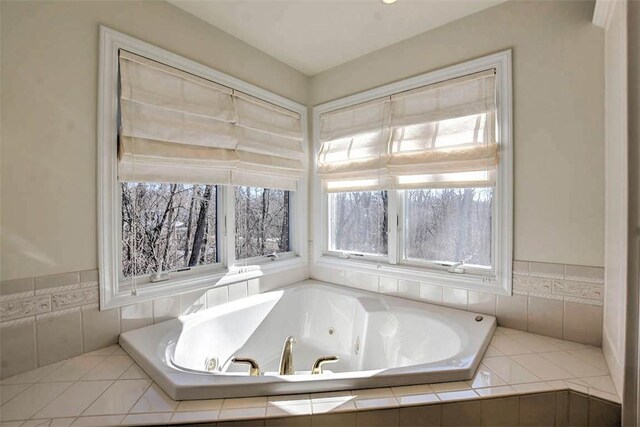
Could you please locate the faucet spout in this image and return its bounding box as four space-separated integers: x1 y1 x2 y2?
279 336 296 375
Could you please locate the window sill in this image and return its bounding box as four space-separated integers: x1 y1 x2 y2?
313 254 510 296
101 256 307 310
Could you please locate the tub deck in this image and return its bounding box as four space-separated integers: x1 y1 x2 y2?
0 327 620 426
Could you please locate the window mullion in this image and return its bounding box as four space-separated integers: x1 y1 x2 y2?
223 186 236 268
388 190 399 265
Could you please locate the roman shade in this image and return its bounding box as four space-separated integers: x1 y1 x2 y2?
317 69 498 192
118 50 304 191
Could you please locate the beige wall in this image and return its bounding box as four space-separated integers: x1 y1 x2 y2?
0 1 309 281
310 0 605 267
1 0 606 281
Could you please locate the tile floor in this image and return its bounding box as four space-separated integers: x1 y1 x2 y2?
0 327 620 426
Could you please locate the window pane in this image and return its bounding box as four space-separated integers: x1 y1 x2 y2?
329 191 388 255
121 183 217 278
404 188 492 267
235 187 290 260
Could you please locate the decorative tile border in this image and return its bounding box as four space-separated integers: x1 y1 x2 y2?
512 261 604 306
0 283 99 322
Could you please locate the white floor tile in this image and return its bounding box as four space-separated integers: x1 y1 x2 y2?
82 380 151 416
489 335 533 356
36 381 113 418
0 382 72 421
538 351 607 378
509 332 562 352
128 383 178 413
567 348 609 372
0 384 30 405
41 357 105 383
82 357 133 381
176 398 223 412
510 354 574 380
0 362 66 385
34 381 113 418
120 413 172 426
581 375 618 394
71 415 124 426
169 410 220 425
118 365 147 380
468 363 507 388
483 356 541 384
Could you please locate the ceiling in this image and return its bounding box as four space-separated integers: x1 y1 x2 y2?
168 0 508 76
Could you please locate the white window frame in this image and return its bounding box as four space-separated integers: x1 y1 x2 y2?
311 51 513 295
98 27 308 309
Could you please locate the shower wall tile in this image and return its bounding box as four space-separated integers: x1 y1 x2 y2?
397 280 419 299
179 290 207 315
152 296 181 323
207 286 229 308
480 396 519 427
361 274 379 293
527 297 563 339
120 301 153 333
441 401 481 427
34 272 80 291
36 309 83 366
563 302 603 346
345 271 362 289
518 392 556 427
0 320 37 378
468 291 496 316
379 277 398 295
228 282 248 302
0 278 34 296
442 288 468 310
497 294 528 330
419 284 443 304
81 305 120 352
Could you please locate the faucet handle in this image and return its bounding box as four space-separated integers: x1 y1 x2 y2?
231 357 262 376
311 356 339 375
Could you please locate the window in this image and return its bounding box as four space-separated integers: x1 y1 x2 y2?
121 183 218 278
99 27 307 309
313 51 512 293
403 188 493 267
235 187 290 259
328 191 388 256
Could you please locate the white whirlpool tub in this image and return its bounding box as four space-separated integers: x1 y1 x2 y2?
119 281 496 400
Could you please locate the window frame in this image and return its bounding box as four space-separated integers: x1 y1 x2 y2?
98 27 308 309
312 51 513 295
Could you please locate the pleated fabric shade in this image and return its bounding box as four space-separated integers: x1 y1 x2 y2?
118 50 304 191
317 69 498 192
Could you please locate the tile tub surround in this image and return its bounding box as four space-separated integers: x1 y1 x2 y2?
0 260 602 379
0 328 620 426
312 260 605 346
0 267 308 379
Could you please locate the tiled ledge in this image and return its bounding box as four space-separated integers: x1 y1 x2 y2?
0 328 619 426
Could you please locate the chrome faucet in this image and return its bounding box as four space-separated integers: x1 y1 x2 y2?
279 336 296 375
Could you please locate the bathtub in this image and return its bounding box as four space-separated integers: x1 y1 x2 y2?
119 280 496 400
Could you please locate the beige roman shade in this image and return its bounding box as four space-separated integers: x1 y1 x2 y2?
317 97 393 192
317 69 498 192
118 50 304 191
